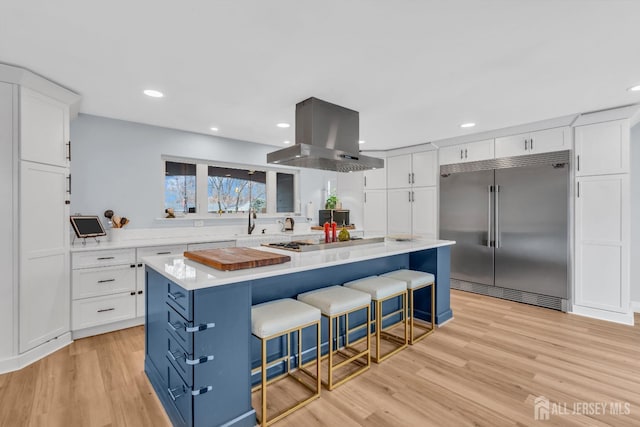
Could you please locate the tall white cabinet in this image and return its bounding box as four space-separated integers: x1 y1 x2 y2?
363 166 387 236
0 64 80 372
573 116 634 324
386 150 438 238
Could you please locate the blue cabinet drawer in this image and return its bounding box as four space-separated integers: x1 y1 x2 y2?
167 305 192 351
167 281 192 320
166 330 216 388
166 363 193 427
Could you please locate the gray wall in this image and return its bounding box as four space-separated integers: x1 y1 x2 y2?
631 123 640 305
70 114 347 229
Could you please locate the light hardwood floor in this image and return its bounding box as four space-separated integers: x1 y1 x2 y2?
1 290 639 426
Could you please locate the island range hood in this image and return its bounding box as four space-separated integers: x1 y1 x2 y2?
267 97 384 172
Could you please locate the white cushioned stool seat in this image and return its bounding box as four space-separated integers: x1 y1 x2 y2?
381 269 435 289
343 276 406 300
298 286 371 316
252 298 321 338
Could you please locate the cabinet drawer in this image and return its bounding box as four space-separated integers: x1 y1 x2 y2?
167 281 193 320
186 241 235 251
166 328 216 387
137 244 188 261
72 248 136 269
166 363 193 426
72 264 136 299
167 306 192 352
72 293 136 330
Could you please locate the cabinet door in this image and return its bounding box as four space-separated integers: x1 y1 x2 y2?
465 139 495 162
20 88 69 168
387 189 412 235
363 167 387 190
575 120 629 176
19 161 70 352
363 190 387 236
411 151 437 187
0 83 13 359
530 127 569 154
439 145 465 165
575 175 629 313
495 133 528 158
386 155 412 189
411 187 437 239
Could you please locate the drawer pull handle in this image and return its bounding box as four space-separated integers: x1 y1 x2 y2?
168 350 186 362
185 323 215 333
168 321 184 332
97 308 115 313
138 290 143 295
156 251 171 255
167 291 184 301
168 386 184 401
192 386 213 396
186 355 214 366
97 257 115 260
97 279 116 284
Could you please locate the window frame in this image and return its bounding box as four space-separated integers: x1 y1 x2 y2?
161 155 300 218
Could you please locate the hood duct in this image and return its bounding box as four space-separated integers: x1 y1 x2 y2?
267 97 384 172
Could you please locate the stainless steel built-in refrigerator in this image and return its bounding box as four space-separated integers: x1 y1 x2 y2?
440 151 569 311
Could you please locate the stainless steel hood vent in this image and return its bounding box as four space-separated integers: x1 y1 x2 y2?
267 97 384 172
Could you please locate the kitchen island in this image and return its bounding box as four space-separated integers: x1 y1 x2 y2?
144 238 454 427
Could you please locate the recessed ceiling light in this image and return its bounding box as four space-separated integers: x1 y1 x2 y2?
460 122 476 128
359 140 365 144
295 155 301 158
210 127 219 132
628 85 640 92
283 140 291 144
277 123 290 128
143 89 164 98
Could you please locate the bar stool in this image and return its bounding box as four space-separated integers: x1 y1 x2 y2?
298 286 371 390
382 269 435 344
343 276 408 363
251 298 321 426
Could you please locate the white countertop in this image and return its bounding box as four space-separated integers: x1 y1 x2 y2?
144 238 455 291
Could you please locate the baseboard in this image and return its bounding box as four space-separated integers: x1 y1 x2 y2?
0 332 73 374
72 317 144 340
570 305 635 326
631 301 640 313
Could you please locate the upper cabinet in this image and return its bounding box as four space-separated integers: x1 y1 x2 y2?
575 119 630 176
495 127 570 159
363 167 387 190
20 87 70 168
387 151 437 189
439 139 494 166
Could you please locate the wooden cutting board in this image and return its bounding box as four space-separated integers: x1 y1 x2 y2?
183 247 291 271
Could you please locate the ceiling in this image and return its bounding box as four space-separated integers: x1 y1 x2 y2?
2 0 640 151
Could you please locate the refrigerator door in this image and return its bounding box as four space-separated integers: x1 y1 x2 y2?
440 169 494 286
494 165 568 298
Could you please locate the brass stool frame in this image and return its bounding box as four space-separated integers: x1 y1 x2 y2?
370 289 408 363
313 304 371 390
251 319 321 426
408 281 435 344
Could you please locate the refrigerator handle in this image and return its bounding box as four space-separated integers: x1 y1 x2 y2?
495 184 501 248
487 185 493 247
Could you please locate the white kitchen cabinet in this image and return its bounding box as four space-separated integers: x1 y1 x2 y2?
186 240 236 251
20 87 70 168
495 127 569 158
575 174 629 313
136 245 188 317
363 190 387 236
412 187 438 239
72 264 137 300
387 189 412 236
575 120 629 176
387 151 438 189
439 139 495 165
72 293 137 331
363 167 386 190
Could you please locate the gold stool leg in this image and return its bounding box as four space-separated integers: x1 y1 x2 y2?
261 337 267 426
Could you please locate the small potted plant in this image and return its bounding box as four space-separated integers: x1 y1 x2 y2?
325 193 338 210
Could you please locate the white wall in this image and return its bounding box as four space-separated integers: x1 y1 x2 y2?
70 114 342 229
631 123 640 306
0 82 15 359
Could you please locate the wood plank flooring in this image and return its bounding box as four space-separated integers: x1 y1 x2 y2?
1 290 639 426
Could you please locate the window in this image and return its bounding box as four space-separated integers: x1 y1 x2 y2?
207 166 266 213
162 157 298 216
165 161 196 213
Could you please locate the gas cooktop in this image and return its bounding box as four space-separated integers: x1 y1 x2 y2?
262 241 316 252
262 237 385 253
